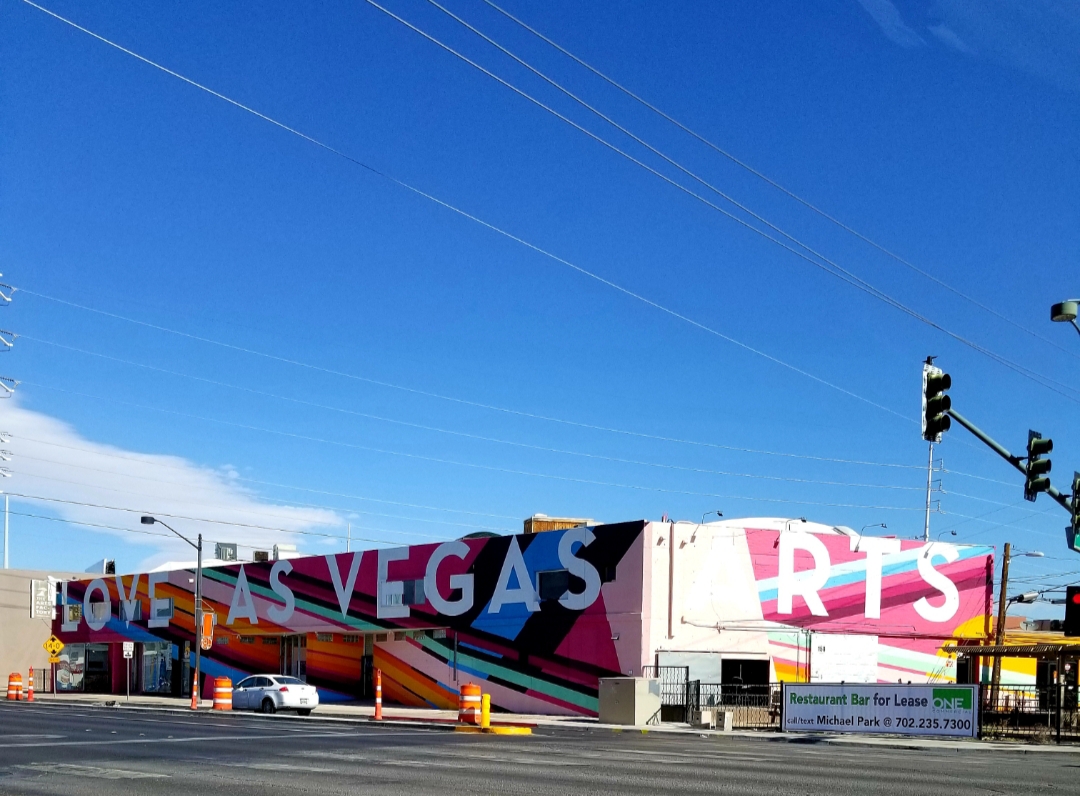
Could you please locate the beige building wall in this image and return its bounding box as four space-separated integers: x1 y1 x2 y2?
0 569 80 683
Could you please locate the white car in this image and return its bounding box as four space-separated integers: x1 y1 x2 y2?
232 675 319 716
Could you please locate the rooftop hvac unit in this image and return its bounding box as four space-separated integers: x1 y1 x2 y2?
215 543 238 562
273 544 299 561
253 550 270 563
84 558 115 575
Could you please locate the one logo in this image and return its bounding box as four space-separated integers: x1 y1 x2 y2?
932 688 972 710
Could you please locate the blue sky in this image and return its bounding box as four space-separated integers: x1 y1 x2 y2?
1 1 1077 614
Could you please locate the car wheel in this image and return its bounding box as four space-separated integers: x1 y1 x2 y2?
297 709 311 717
261 698 276 715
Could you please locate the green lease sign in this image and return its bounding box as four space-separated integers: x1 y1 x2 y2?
782 683 978 738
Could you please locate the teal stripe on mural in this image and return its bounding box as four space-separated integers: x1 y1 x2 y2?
417 636 597 712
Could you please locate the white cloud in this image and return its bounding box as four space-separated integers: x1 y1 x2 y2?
1 400 342 571
928 23 974 54
855 0 926 48
931 0 1080 91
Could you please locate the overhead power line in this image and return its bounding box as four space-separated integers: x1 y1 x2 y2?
362 0 1080 403
16 0 919 421
14 452 512 535
8 492 424 546
19 290 928 467
22 333 928 492
16 435 520 521
480 0 1080 365
17 380 927 513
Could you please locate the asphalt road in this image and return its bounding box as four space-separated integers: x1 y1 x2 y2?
0 702 1076 795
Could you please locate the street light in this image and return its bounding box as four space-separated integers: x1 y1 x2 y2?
1051 299 1080 338
142 515 203 710
936 529 957 541
701 510 723 525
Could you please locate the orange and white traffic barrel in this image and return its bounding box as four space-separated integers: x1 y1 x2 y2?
7 672 23 701
374 668 383 721
212 677 233 711
458 683 482 725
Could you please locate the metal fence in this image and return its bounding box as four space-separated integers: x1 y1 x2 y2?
690 682 783 729
641 665 690 722
640 667 783 729
980 685 1080 743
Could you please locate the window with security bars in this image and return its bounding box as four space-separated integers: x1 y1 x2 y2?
316 633 334 643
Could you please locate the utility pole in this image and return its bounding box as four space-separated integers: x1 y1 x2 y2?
193 532 203 710
923 442 934 542
347 522 351 554
3 493 8 569
990 542 1011 708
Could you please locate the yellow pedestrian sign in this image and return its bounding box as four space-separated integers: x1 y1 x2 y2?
43 635 64 663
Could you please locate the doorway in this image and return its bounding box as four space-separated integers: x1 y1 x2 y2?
280 635 307 680
83 644 111 693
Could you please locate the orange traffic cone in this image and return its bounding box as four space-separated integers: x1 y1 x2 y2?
26 668 34 702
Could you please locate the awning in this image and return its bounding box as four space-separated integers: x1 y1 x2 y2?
943 644 1080 658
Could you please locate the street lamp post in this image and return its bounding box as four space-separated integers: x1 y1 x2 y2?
1050 300 1080 338
142 516 203 710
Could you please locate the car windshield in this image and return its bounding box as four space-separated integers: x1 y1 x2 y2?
274 677 305 685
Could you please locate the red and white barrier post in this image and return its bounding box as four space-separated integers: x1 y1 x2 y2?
374 668 383 721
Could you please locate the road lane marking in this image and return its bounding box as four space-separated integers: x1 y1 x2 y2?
15 764 168 780
0 731 357 748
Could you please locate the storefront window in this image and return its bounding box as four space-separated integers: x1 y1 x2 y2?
56 644 85 692
142 642 174 694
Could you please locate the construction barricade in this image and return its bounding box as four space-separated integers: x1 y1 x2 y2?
458 683 482 725
212 677 233 711
7 673 23 701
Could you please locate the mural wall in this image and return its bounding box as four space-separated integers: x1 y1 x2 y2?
55 522 647 715
645 522 995 685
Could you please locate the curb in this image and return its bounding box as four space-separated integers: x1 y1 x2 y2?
12 700 1078 752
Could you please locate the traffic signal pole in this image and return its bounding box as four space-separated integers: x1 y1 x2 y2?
946 409 1071 513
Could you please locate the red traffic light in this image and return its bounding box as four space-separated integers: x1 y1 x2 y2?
1072 593 1080 605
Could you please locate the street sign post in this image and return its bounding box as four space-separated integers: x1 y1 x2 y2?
123 642 134 701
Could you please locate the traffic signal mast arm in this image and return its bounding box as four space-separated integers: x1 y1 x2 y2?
946 408 1071 513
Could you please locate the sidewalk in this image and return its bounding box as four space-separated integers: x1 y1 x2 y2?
26 693 1080 754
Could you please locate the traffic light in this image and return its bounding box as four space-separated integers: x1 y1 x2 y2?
1068 472 1080 554
1024 430 1053 502
921 361 951 442
1065 586 1080 638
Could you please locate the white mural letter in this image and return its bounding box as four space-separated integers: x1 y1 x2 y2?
226 565 259 625
326 553 362 620
148 571 171 629
83 578 112 632
557 527 602 611
425 540 474 617
777 532 831 617
850 536 901 619
115 573 142 623
489 537 539 614
267 559 295 624
378 547 410 619
914 544 960 623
